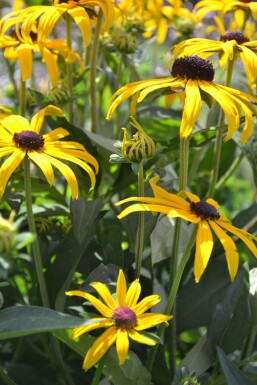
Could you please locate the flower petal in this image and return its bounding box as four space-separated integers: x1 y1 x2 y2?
209 221 239 281
71 319 114 339
116 328 129 364
0 149 25 198
83 326 118 371
28 151 55 186
116 270 127 306
89 282 117 310
136 313 173 330
194 221 213 283
128 329 156 346
66 290 113 318
125 279 141 308
132 294 161 315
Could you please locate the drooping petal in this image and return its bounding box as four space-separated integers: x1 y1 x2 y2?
116 328 129 365
89 282 117 310
180 80 202 138
218 221 257 258
83 326 118 371
66 290 113 318
209 221 239 281
17 45 33 81
194 221 213 283
116 270 127 306
0 149 25 198
68 7 91 46
43 128 70 142
42 47 59 88
128 329 156 346
28 151 55 186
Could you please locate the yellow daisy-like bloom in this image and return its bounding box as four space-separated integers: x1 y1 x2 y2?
194 0 257 27
116 177 257 283
0 105 98 199
168 32 257 84
107 55 257 143
0 31 83 87
66 269 172 371
0 0 115 47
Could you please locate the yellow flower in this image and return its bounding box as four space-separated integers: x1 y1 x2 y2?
0 0 115 47
194 0 257 26
0 105 98 199
0 31 83 87
116 176 257 283
107 56 257 143
168 32 257 84
66 269 172 371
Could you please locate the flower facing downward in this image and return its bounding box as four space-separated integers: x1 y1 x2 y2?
106 55 257 143
116 177 257 283
66 269 172 371
0 105 98 199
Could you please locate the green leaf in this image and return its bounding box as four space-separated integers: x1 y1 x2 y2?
207 267 250 355
217 347 255 385
0 305 98 339
70 196 103 244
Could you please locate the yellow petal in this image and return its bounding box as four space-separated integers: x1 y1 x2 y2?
116 270 127 306
128 329 156 346
116 328 129 365
209 221 239 281
83 326 117 371
125 279 141 308
30 105 64 134
17 45 33 81
66 290 112 317
194 221 213 283
132 294 161 315
89 282 117 310
136 313 173 330
71 319 114 339
68 7 91 46
0 149 25 198
180 80 202 138
28 151 55 186
0 115 30 134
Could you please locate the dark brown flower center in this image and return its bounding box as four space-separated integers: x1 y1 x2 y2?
220 31 249 44
240 0 257 3
112 306 137 328
171 56 214 81
190 201 220 220
13 131 45 151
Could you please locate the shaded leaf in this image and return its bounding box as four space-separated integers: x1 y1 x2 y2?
217 347 255 385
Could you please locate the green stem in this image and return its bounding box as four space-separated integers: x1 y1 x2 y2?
167 137 189 374
0 366 17 385
23 156 50 308
66 14 74 123
90 10 103 133
135 161 145 278
146 227 197 372
91 352 109 385
19 80 26 117
114 54 124 140
207 58 235 198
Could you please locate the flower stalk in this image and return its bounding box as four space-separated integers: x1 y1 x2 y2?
90 9 103 133
23 156 50 308
135 161 145 278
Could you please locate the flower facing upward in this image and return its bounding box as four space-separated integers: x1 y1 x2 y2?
107 55 257 142
0 105 98 199
66 269 172 371
116 177 257 283
168 32 257 84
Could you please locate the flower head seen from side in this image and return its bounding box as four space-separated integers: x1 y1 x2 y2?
0 0 115 47
106 55 257 143
0 105 99 199
116 176 257 283
66 269 172 371
167 32 257 84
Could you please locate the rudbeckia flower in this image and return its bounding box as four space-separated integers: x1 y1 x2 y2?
168 32 257 84
0 0 115 47
66 269 172 371
107 55 257 143
0 30 83 87
0 105 98 199
116 176 257 283
194 0 257 22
